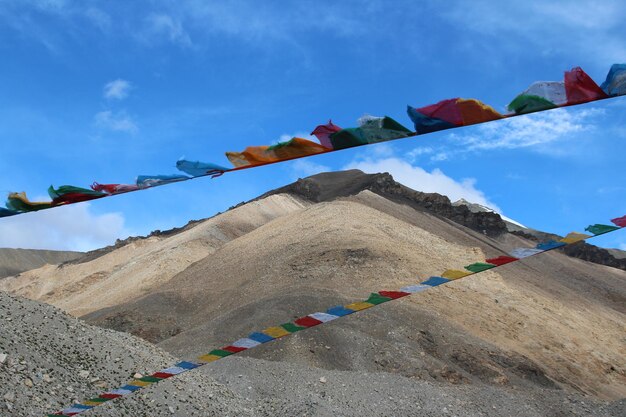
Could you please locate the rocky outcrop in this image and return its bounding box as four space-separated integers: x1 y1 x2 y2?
261 170 508 237
512 230 626 271
562 242 626 270
262 170 623 270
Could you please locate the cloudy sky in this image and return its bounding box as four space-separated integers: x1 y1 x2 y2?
0 0 624 251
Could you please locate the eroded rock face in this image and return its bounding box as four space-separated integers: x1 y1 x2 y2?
561 241 626 271
262 170 508 237
512 230 626 272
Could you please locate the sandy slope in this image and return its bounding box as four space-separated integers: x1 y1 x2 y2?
0 194 308 316
3 292 622 417
2 183 625 406
80 191 625 400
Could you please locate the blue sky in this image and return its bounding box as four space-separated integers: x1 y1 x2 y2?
0 0 624 252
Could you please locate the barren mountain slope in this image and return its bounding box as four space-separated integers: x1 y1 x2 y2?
263 170 626 269
2 171 624 405
0 248 82 279
0 194 309 316
83 191 626 400
0 291 252 417
3 292 621 417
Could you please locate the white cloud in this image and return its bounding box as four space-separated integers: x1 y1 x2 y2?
367 143 395 158
0 1 393 52
103 79 131 100
289 159 331 178
430 152 450 162
410 108 605 163
619 243 626 251
456 108 601 151
175 2 366 43
596 186 626 194
143 13 192 47
94 110 138 134
346 156 501 211
442 1 626 64
276 131 316 144
85 7 111 31
0 203 129 252
407 146 434 160
276 132 330 177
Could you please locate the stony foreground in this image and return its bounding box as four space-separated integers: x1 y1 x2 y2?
2 291 624 416
1 170 625 416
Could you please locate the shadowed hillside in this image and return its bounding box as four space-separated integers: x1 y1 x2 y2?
2 170 625 413
2 291 622 416
0 248 82 279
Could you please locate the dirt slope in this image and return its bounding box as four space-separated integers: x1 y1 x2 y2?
80 191 626 400
3 292 622 417
2 171 624 406
0 194 309 316
0 248 82 279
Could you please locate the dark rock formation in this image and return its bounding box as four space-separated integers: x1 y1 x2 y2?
261 170 508 237
512 230 626 271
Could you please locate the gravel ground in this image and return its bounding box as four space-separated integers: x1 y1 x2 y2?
208 357 625 417
2 290 624 416
0 292 248 416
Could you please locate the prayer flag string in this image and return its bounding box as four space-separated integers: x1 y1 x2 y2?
2 64 625 218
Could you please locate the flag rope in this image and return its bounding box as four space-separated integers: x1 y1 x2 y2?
2 63 625 219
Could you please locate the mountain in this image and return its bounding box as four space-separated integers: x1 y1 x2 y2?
0 291 254 416
259 170 509 236
451 198 527 232
261 171 625 269
1 170 625 415
0 248 82 279
449 198 626 269
0 194 309 317
2 292 621 417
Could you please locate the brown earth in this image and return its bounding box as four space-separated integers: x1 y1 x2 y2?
0 194 309 316
3 291 622 416
1 170 624 408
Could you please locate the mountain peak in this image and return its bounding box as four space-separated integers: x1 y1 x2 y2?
261 169 509 237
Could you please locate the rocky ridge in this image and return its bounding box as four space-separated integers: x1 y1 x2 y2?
262 170 625 270
0 248 82 279
260 170 509 237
